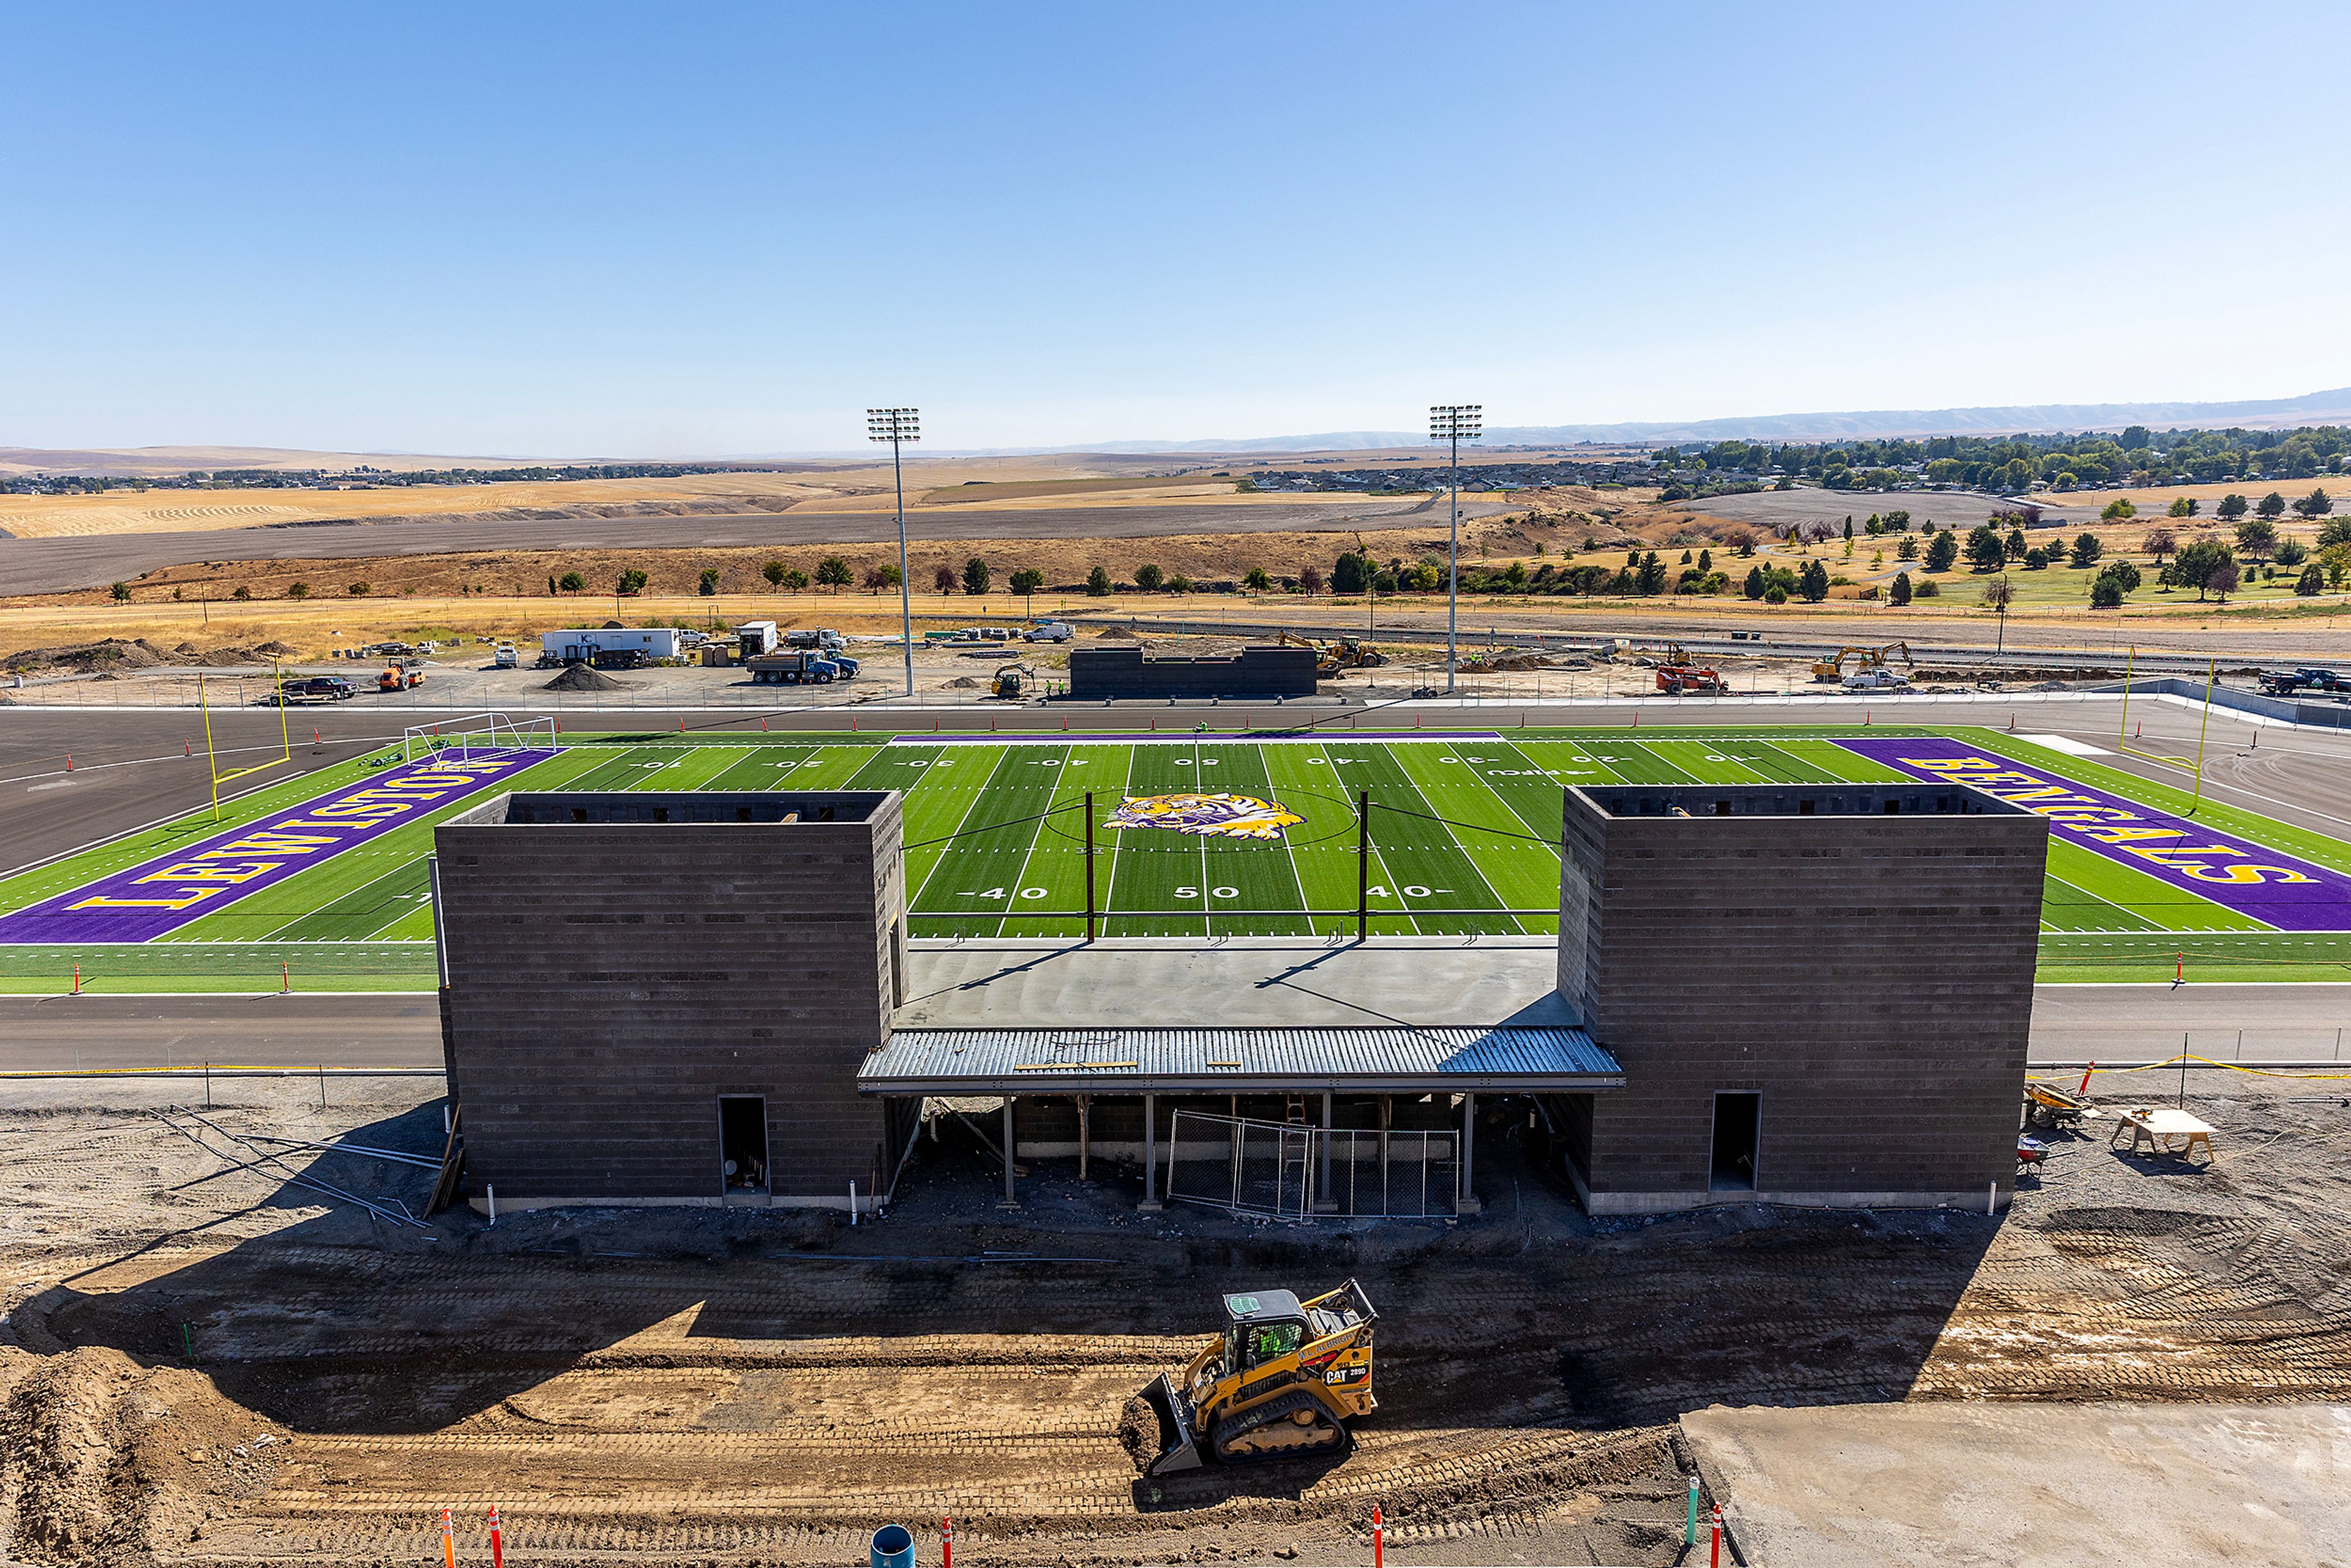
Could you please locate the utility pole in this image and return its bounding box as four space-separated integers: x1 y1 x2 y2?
1429 405 1482 692
868 408 921 699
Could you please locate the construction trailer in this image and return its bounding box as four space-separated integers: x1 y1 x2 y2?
735 621 780 657
540 628 691 667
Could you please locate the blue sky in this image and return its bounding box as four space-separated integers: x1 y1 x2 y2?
4 2 2347 456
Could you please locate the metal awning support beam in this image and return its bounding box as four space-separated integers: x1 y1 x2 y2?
1458 1091 1481 1215
1141 1092 1161 1211
860 1073 1624 1097
999 1097 1019 1209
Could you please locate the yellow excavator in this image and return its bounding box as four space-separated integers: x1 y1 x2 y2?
990 662 1039 699
1273 632 1389 678
1138 1280 1378 1474
1811 640 1911 683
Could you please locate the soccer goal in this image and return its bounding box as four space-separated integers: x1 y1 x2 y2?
402 713 557 763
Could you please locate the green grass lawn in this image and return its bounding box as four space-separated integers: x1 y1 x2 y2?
4 724 2347 992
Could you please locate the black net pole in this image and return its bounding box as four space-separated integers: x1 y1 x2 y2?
1357 789 1370 942
1084 791 1097 943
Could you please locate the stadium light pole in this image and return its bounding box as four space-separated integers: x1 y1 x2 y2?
868 408 920 698
1429 405 1482 692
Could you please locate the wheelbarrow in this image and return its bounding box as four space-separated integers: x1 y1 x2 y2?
2023 1081 2093 1130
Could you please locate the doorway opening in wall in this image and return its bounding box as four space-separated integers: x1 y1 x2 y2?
1710 1090 1760 1193
718 1095 769 1197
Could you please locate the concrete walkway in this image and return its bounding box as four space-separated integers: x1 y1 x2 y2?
1682 1401 2351 1567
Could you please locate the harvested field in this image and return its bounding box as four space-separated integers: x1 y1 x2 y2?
0 495 1488 598
3 1070 2349 1566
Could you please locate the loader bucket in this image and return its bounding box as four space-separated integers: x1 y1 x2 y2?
1137 1373 1204 1476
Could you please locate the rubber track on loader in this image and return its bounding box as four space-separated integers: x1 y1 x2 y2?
1210 1389 1352 1464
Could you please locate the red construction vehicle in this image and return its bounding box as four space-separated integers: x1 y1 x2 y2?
1655 663 1725 696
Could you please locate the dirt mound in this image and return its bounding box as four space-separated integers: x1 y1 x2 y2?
545 663 631 691
1 1344 288 1566
2 638 169 673
255 640 298 656
1094 625 1139 639
943 675 985 688
1117 1395 1161 1473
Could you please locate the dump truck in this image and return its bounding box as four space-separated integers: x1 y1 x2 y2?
1137 1280 1377 1475
746 651 842 685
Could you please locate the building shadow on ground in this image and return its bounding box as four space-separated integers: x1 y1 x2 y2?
18 1112 1997 1448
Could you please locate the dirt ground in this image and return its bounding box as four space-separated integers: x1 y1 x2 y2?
3 1069 2348 1567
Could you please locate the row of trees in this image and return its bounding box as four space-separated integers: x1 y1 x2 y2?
1663 426 2349 493
530 557 1049 598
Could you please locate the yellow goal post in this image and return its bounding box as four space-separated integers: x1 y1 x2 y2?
2115 645 2216 816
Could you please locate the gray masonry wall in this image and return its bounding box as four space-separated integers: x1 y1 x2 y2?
434 790 905 1211
1068 645 1317 699
1561 782 2047 1213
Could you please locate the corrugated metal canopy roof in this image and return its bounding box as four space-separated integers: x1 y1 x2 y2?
858 1026 1622 1095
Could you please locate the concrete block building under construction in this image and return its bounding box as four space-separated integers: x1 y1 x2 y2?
430 778 2048 1218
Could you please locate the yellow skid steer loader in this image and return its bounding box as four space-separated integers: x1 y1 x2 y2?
1138 1280 1377 1474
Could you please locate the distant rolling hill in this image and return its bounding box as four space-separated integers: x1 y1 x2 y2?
1065 386 2351 453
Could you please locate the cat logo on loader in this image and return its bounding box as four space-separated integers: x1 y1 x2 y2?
1137 1280 1377 1475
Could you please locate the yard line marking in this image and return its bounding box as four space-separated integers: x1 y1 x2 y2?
249 857 426 943
999 745 1071 939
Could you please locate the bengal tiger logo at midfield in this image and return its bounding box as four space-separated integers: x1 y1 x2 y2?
1103 792 1305 842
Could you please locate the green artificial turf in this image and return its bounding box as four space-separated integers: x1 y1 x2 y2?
6 725 2348 991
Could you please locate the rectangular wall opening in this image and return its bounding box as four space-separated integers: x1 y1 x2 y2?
718 1095 769 1196
1710 1090 1760 1193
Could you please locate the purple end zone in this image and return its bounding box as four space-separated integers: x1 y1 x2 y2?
1836 737 2351 932
0 748 554 945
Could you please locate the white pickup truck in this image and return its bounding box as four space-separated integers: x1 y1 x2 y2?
1841 667 1911 691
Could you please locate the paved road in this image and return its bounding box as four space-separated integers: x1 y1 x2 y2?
2 983 2342 1073
2027 982 2351 1062
0 993 445 1070
1090 601 2351 664
0 497 1490 595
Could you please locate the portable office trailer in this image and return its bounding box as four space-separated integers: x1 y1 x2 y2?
539 628 690 664
735 620 780 656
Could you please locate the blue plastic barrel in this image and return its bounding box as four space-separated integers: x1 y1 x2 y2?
870 1525 913 1568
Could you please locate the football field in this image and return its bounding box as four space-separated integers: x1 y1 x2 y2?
4 724 2349 990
